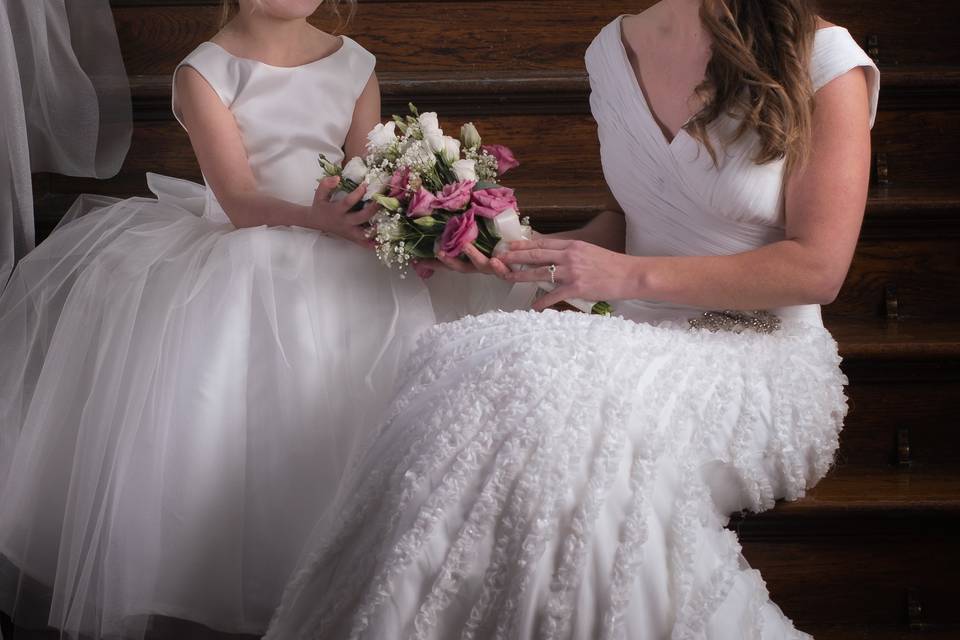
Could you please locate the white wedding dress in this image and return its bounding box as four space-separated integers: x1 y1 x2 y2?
266 21 880 640
0 36 509 639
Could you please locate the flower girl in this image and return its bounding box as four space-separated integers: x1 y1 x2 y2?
0 0 439 637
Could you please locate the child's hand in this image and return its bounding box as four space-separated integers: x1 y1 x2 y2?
415 245 511 279
308 176 378 248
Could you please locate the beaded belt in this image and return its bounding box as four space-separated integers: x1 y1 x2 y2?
687 310 782 334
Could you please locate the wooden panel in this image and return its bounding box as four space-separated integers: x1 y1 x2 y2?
825 240 960 320
111 0 960 76
873 110 960 188
836 380 960 467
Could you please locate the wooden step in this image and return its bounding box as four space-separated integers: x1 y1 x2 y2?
804 626 960 640
829 319 960 361
757 466 960 520
736 466 960 628
109 0 960 75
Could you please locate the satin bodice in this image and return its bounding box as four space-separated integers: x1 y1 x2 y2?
172 37 375 222
586 18 880 327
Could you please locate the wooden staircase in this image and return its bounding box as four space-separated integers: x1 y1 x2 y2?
16 0 960 638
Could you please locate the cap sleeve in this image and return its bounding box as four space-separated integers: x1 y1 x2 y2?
340 37 377 102
171 43 241 132
810 27 881 128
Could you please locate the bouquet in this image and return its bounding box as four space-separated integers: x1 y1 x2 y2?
319 104 610 315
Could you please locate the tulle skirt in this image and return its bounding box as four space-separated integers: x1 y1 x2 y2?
0 176 440 637
267 310 848 639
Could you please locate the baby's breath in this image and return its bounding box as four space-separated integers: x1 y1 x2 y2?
466 148 500 182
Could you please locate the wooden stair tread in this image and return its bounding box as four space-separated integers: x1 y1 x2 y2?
827 319 960 360
773 465 960 515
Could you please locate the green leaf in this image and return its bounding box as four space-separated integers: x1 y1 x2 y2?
590 302 613 316
473 181 499 191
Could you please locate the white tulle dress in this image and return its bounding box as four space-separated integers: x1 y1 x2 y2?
0 36 491 638
266 22 880 640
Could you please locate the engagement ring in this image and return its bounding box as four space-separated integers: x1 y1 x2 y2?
548 264 558 285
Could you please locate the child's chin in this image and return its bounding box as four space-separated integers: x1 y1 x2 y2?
257 0 325 20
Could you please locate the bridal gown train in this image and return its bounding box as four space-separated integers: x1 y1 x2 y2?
0 36 512 638
266 20 880 640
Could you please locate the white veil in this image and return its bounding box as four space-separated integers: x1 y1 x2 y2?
0 0 131 287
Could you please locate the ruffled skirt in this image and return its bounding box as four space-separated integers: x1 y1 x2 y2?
0 176 439 637
267 310 848 639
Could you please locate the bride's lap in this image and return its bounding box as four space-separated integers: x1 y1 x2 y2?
268 310 844 639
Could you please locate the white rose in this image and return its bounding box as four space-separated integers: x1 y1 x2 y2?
418 112 445 153
363 170 389 201
440 136 461 164
425 131 445 154
452 159 478 182
342 156 368 184
366 121 397 150
418 112 442 137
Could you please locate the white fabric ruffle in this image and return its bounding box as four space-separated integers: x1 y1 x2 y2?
268 310 847 639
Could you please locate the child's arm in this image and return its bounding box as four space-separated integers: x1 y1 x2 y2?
174 66 375 245
343 72 381 163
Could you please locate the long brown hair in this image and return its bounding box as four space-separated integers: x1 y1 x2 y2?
219 1 357 30
687 0 818 171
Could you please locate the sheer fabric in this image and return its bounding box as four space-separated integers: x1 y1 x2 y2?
0 0 131 287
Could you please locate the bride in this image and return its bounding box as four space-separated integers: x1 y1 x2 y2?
267 0 879 638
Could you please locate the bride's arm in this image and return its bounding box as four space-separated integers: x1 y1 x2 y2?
544 186 626 253
174 67 376 244
503 68 871 311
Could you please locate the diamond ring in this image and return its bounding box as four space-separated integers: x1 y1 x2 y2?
547 264 558 285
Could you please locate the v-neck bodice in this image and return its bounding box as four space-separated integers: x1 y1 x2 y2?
585 16 880 327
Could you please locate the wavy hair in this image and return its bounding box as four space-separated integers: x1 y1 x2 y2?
687 0 818 171
219 1 357 30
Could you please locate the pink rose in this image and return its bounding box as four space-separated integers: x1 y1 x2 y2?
438 211 479 258
483 144 520 174
433 180 476 212
407 187 437 218
467 187 518 219
388 167 411 199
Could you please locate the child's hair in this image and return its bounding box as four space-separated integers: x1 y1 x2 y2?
219 1 357 31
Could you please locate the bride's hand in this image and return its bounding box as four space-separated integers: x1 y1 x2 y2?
413 244 512 280
499 238 640 311
307 176 378 248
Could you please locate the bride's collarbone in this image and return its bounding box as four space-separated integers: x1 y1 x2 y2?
622 18 711 136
